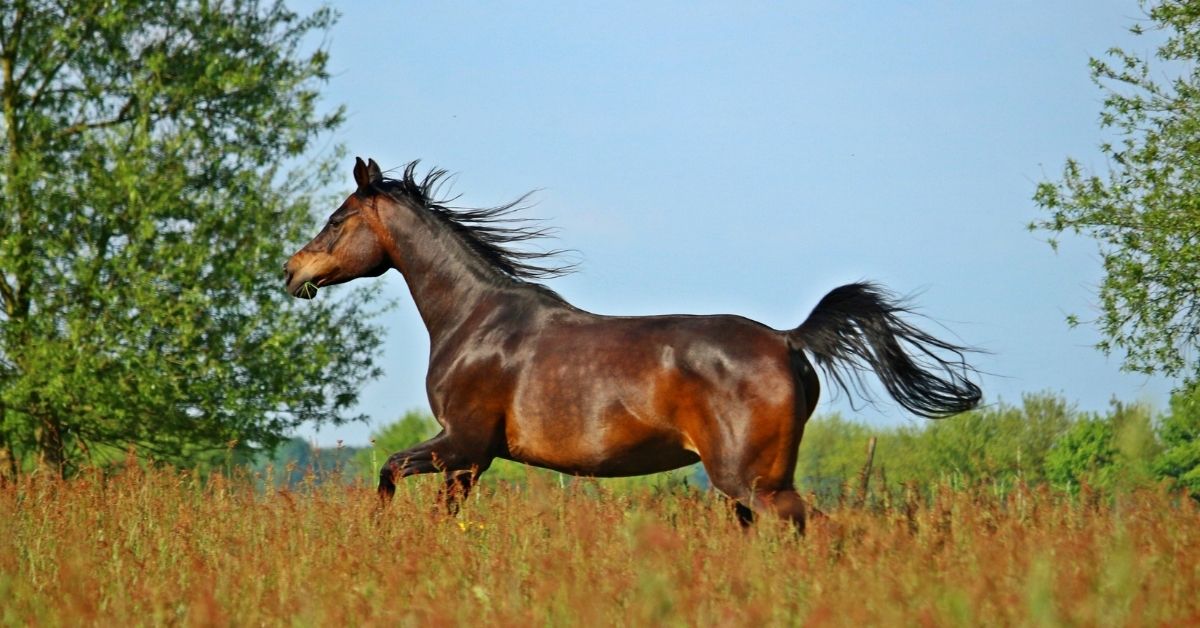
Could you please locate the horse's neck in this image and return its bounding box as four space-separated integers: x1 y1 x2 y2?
384 208 512 347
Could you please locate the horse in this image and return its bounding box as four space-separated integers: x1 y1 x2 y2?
284 158 981 531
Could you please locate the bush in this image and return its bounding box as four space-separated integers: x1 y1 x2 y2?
1155 385 1200 497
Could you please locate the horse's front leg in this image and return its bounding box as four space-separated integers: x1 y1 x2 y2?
377 430 493 510
376 435 444 503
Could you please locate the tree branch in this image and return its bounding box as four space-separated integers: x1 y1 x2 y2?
0 3 26 60
57 108 137 138
0 274 16 317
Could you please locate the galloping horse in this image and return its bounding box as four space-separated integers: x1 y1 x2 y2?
284 158 980 530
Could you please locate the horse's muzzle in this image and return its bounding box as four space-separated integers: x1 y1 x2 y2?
283 263 318 300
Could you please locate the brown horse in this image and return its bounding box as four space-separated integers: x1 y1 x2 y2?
284 158 980 530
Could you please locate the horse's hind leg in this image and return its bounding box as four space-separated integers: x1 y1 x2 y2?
439 462 490 515
710 471 806 533
751 489 808 534
697 411 810 532
733 494 821 530
732 500 756 528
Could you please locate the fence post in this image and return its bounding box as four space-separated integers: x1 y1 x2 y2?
857 436 878 506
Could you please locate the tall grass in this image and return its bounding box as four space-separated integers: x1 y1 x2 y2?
1 464 1197 626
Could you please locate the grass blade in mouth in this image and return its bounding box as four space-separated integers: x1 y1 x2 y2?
301 281 318 298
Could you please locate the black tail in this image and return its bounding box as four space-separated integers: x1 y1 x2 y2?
787 282 981 418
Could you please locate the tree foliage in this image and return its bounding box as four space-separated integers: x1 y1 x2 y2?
1044 400 1158 492
794 392 1196 497
1155 384 1200 493
798 393 1075 494
0 0 383 476
1044 416 1119 490
1032 0 1200 381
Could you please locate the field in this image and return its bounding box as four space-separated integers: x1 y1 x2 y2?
2 466 1198 627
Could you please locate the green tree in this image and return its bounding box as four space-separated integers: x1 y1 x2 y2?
1155 384 1200 495
0 1 383 477
1045 417 1116 490
1044 400 1157 492
919 393 1074 486
1032 1 1200 382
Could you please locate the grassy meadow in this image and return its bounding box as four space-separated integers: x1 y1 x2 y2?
1 463 1198 627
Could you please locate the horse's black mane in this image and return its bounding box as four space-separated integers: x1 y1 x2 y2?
371 162 576 287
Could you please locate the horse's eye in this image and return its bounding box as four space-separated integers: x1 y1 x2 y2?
329 210 358 227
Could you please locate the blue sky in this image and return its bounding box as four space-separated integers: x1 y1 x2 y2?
292 2 1173 446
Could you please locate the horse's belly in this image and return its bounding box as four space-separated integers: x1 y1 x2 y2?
504 420 700 477
508 446 700 477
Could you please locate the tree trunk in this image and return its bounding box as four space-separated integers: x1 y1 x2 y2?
0 403 15 481
34 409 67 479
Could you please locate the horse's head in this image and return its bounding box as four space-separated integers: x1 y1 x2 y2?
284 157 393 299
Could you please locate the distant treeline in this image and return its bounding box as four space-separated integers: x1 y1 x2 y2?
798 390 1197 500
251 388 1199 500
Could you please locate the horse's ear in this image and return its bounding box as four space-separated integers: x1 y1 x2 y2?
366 158 383 185
353 157 369 188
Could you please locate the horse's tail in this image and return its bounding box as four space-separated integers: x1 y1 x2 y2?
785 282 981 418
